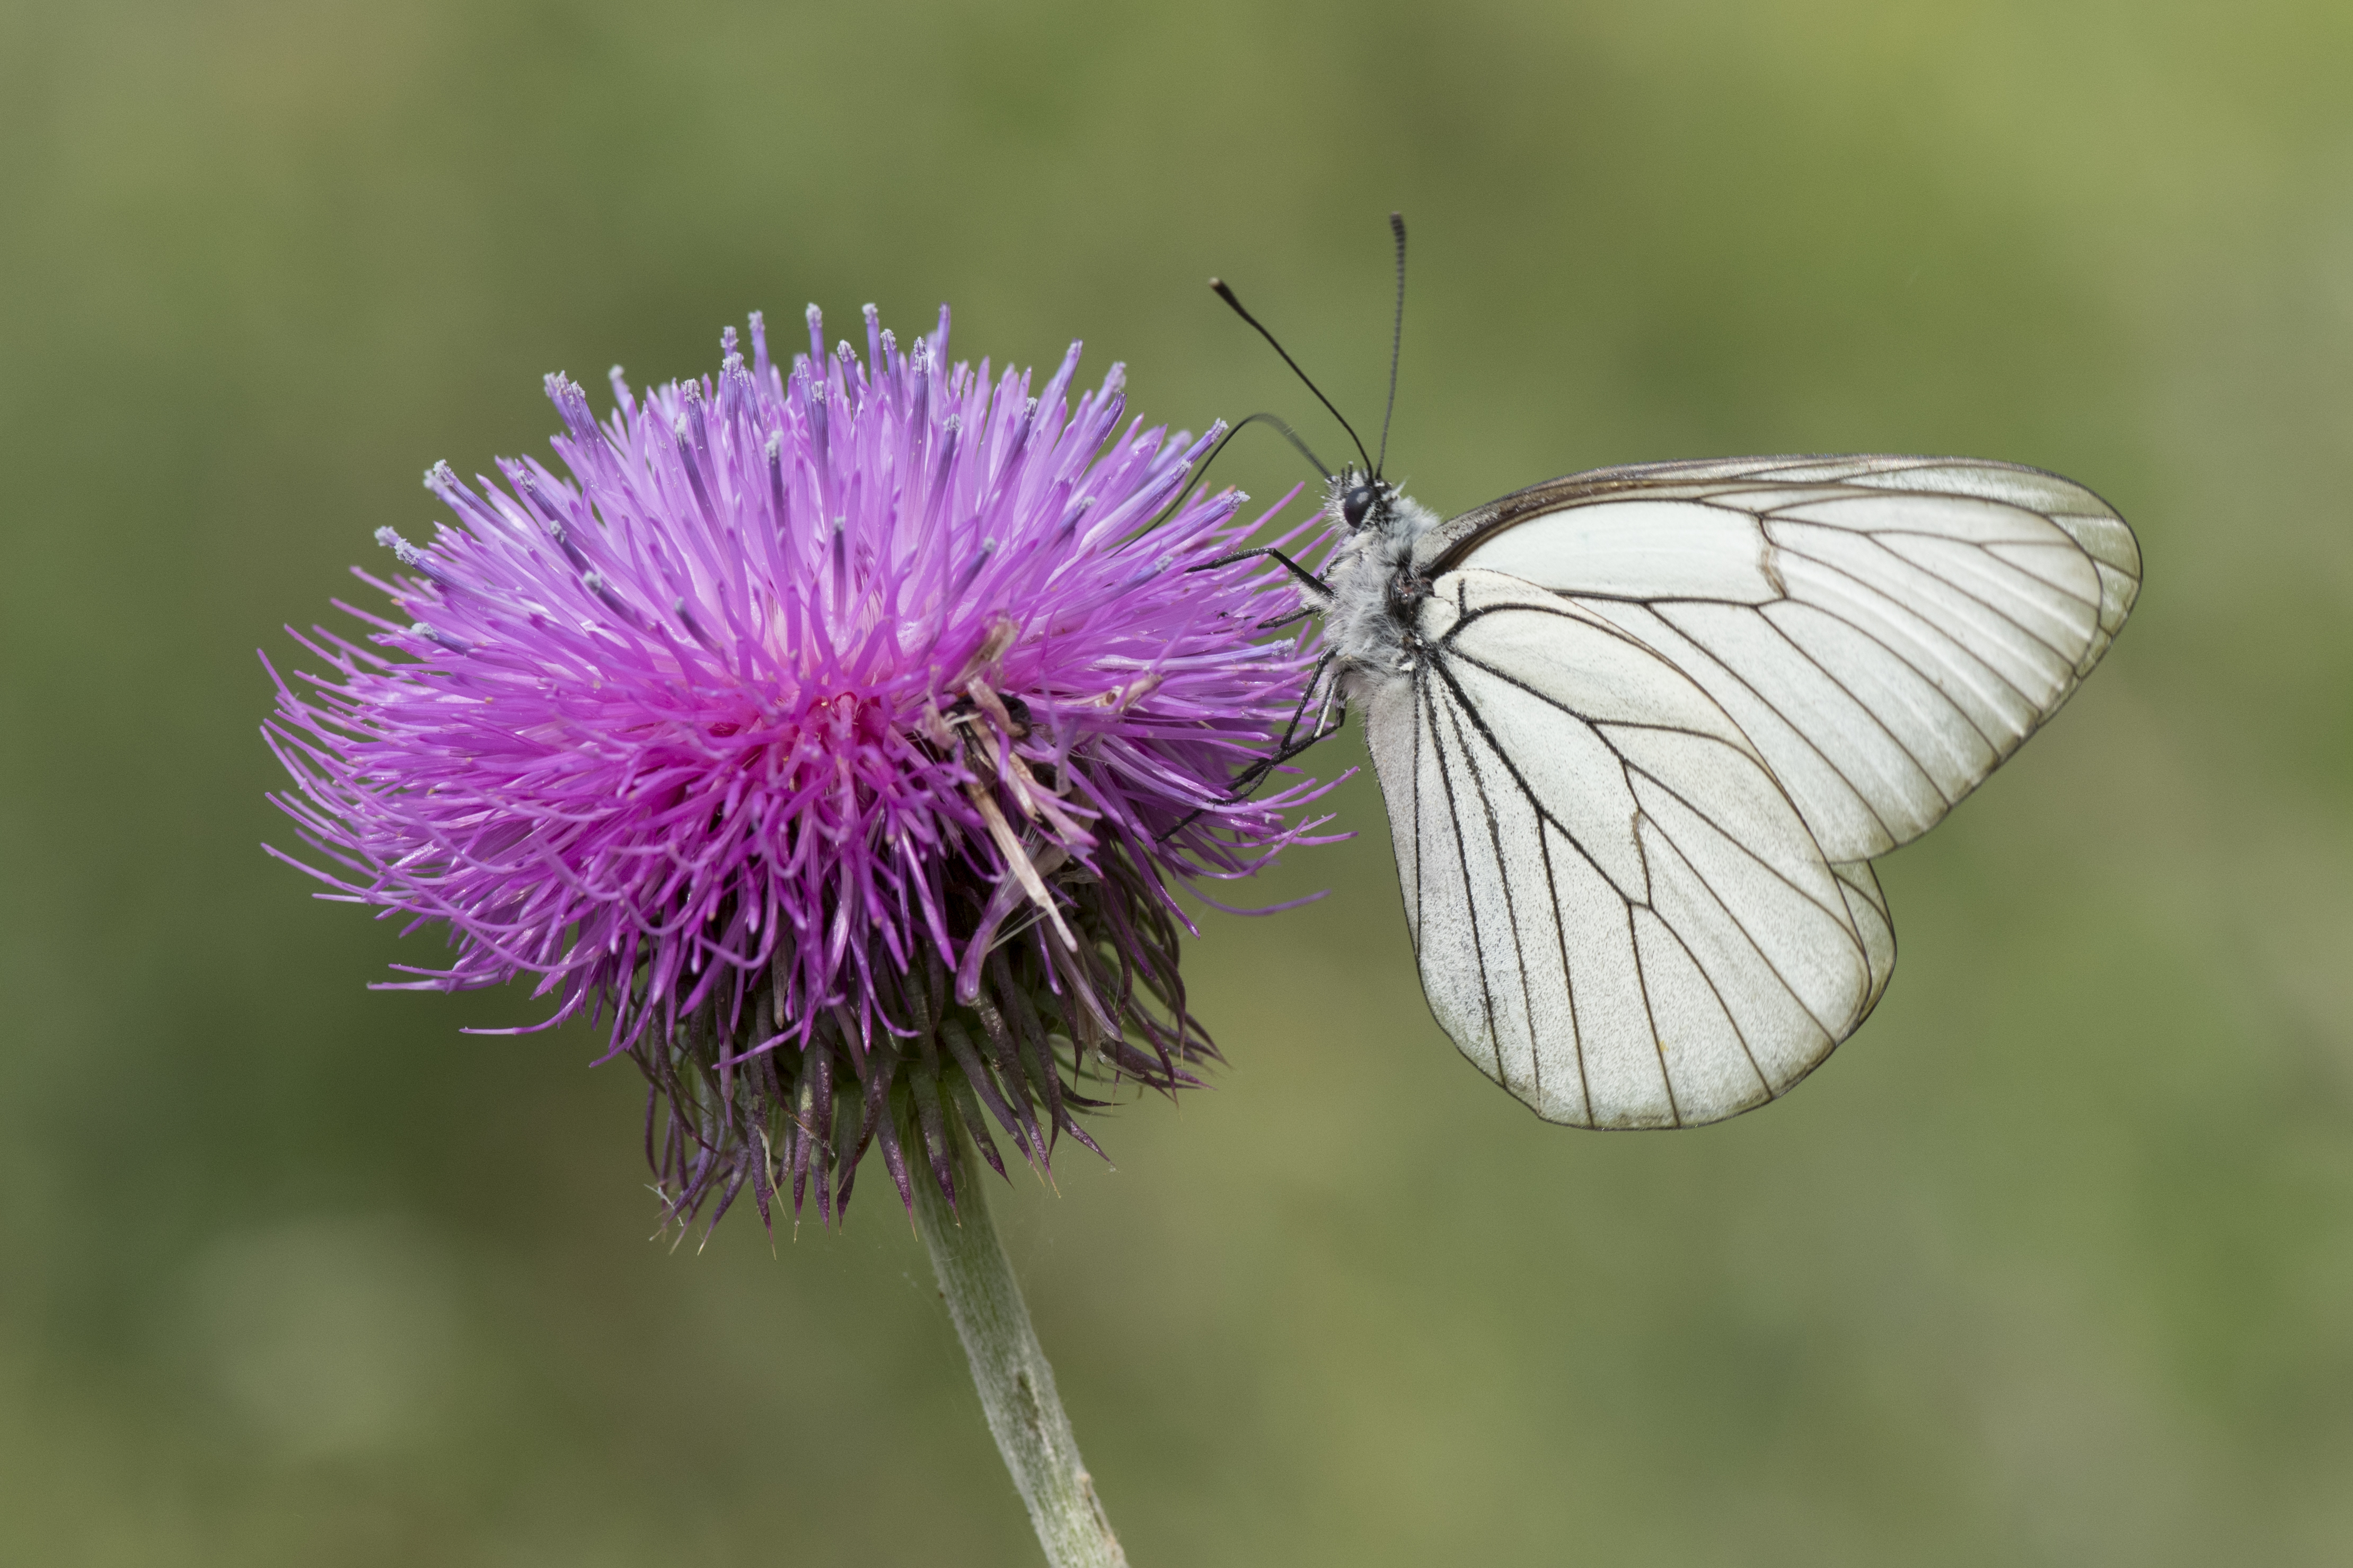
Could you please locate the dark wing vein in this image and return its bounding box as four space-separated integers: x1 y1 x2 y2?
1682 601 1962 805
1632 894 1681 1128
1637 834 1772 1098
1423 671 1502 1078
1632 603 1916 835
1774 525 2087 672
1766 537 2044 732
1440 673 1545 1104
1532 811 1591 1117
1434 646 1862 945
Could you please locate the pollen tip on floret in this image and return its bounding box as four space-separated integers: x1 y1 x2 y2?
544 373 599 438
373 526 420 566
410 621 470 653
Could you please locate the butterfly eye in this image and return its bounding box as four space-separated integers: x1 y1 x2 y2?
1342 485 1378 529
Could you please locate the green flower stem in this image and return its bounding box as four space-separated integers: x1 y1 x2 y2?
912 1127 1128 1568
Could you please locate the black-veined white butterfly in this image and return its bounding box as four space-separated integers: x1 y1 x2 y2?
1204 216 2141 1128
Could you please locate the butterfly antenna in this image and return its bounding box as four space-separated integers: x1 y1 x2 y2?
1227 410 1332 482
1374 212 1406 481
1209 277 1374 477
1137 412 1332 535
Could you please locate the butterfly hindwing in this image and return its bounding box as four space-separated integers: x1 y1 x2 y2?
1365 571 1882 1128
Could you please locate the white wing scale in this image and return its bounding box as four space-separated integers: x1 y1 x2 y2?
1369 457 2136 1127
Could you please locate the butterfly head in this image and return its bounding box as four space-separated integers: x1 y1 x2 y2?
1334 469 1399 534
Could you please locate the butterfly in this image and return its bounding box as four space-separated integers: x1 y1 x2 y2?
1205 217 2142 1128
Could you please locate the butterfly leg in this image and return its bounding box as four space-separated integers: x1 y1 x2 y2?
1228 649 1343 788
1186 546 1333 600
1226 698 1349 792
1158 650 1349 839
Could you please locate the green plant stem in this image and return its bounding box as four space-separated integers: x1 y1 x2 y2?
911 1127 1128 1568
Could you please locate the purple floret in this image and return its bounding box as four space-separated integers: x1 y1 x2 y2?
266 305 1339 1229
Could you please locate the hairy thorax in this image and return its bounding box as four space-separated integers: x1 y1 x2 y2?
1326 490 1443 701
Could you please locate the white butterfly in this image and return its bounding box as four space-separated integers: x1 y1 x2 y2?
1302 453 2140 1128
1206 223 2142 1128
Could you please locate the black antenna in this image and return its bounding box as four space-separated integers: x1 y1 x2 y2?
1209 277 1374 476
1138 412 1333 535
1374 212 1407 480
1205 410 1332 485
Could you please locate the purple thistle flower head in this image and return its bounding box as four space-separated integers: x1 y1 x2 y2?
266 305 1339 1231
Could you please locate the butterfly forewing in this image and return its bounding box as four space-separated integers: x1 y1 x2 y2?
1416 456 2141 864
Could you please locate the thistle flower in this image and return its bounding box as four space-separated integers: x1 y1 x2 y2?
266 304 1336 1232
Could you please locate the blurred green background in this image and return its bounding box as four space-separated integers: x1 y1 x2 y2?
4 1 2350 1563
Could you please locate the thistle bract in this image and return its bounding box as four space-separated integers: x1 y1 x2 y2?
267 305 1335 1229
